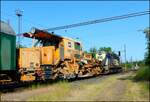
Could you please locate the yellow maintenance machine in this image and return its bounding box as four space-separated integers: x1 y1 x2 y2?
18 28 83 81
18 28 102 81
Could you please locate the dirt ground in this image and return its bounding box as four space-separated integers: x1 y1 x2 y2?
1 72 149 101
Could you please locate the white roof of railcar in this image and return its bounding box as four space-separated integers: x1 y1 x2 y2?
0 20 16 35
63 36 82 44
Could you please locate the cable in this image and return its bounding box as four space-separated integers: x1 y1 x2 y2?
44 10 150 31
2 10 149 33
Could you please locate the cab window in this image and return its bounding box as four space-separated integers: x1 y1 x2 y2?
74 42 81 50
68 42 72 48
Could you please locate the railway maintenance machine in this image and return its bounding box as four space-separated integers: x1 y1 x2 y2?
18 28 102 81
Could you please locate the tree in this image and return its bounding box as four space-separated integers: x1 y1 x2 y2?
89 47 97 58
84 51 88 54
143 27 150 66
98 47 112 53
90 47 97 53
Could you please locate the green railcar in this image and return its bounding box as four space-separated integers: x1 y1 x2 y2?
0 21 18 82
0 21 16 71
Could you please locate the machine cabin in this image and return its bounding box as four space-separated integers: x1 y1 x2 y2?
22 28 83 66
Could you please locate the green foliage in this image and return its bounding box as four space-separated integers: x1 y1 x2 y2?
143 27 150 66
134 66 150 81
143 27 150 39
144 51 150 66
90 47 97 53
89 46 113 54
134 60 145 67
126 62 132 69
89 46 115 58
121 61 133 70
98 47 112 53
31 83 41 89
121 60 145 71
89 47 97 58
134 28 150 81
28 81 70 101
84 51 88 54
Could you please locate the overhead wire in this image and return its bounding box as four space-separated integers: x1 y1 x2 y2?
44 10 150 31
1 10 149 33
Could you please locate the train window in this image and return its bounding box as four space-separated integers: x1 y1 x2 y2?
75 42 81 50
42 40 59 47
68 42 72 48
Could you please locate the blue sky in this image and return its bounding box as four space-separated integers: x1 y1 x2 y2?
1 1 149 62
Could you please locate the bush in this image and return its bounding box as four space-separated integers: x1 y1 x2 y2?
134 66 150 81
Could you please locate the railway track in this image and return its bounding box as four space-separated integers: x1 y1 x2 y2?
0 72 123 93
0 82 30 92
0 74 102 92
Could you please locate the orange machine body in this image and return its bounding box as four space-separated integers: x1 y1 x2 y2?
18 29 83 81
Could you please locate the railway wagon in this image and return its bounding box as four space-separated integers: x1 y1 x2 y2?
95 51 122 74
18 28 103 81
0 21 18 84
18 28 83 81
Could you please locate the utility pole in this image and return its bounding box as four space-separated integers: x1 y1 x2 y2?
118 51 121 64
130 56 133 70
124 44 127 71
15 9 23 48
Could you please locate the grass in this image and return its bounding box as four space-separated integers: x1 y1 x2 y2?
30 83 41 89
28 76 117 101
126 70 149 101
134 66 150 81
140 81 149 92
27 72 149 101
28 80 71 101
124 79 149 101
64 75 119 101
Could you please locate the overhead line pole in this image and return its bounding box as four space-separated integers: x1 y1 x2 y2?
124 44 127 71
16 9 23 48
